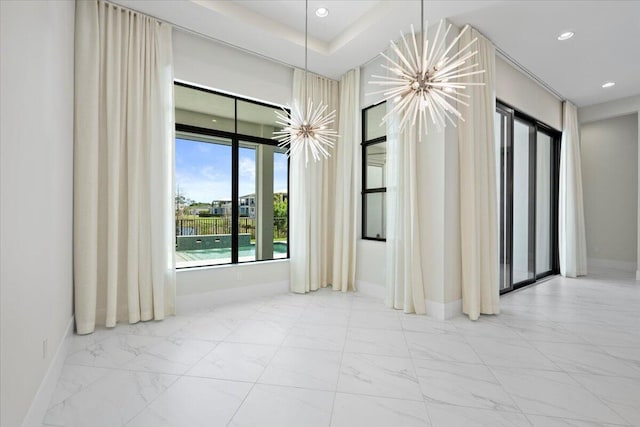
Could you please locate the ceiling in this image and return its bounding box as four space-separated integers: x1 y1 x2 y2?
113 0 640 107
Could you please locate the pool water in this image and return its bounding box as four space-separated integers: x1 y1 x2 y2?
176 242 287 263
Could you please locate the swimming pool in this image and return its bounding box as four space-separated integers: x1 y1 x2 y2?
176 242 287 266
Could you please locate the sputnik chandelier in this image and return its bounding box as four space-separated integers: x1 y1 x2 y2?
369 0 485 139
273 0 337 164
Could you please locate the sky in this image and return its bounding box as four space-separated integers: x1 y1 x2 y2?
176 137 288 204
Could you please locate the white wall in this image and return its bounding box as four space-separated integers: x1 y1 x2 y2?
0 1 75 425
581 113 638 270
173 28 293 293
495 56 563 131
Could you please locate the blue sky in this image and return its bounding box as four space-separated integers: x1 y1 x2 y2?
176 137 288 203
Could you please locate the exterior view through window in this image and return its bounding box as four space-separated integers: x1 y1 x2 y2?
174 82 289 268
362 102 387 240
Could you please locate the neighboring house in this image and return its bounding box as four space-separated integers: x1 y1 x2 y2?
210 200 232 216
239 193 256 218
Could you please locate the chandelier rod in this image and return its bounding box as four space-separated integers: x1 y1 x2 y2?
304 0 309 119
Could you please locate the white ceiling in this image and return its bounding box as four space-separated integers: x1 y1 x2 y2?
113 0 640 107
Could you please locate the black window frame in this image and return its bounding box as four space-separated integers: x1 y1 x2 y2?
174 81 290 268
496 99 561 294
361 101 387 241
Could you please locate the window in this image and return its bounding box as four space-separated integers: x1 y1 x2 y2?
174 82 289 268
362 102 387 240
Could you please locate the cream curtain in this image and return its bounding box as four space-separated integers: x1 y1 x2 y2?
331 68 360 292
559 101 588 277
385 97 427 314
74 0 175 334
289 69 340 293
458 27 499 320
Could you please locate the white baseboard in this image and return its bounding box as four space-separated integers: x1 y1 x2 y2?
588 257 636 273
22 316 74 427
176 280 290 314
355 280 385 300
425 299 462 320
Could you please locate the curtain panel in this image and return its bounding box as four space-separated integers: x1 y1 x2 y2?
559 101 588 277
457 27 500 320
289 70 340 293
331 68 360 292
74 0 176 334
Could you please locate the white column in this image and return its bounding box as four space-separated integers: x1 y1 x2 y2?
256 145 274 260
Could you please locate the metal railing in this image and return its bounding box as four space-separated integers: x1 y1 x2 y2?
176 217 287 240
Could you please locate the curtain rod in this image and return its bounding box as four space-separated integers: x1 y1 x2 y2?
494 46 565 102
105 0 313 75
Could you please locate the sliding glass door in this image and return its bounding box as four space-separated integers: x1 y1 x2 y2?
496 102 560 293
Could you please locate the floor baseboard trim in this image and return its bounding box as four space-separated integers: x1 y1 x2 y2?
176 280 290 314
588 257 636 273
425 299 462 320
22 315 74 427
355 280 385 300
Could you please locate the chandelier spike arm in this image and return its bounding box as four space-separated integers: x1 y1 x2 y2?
408 25 422 73
421 27 430 72
436 25 472 69
380 64 414 80
401 28 420 72
436 37 479 73
390 40 417 76
427 22 453 71
425 19 444 69
435 63 482 81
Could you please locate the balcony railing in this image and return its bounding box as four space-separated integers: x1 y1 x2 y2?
176 217 287 240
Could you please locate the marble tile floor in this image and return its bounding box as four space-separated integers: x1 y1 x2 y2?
43 271 640 427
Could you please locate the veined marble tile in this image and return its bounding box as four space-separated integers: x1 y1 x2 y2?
123 337 217 375
426 403 532 427
491 367 626 424
68 327 113 354
266 292 313 308
351 295 386 311
47 365 111 408
600 345 640 371
338 353 422 401
229 384 334 427
250 303 305 322
225 319 291 345
526 414 629 427
559 321 640 348
465 335 559 370
331 393 431 427
298 307 351 327
204 301 265 319
44 370 176 427
345 328 410 357
413 359 518 412
113 316 192 337
401 314 458 335
571 373 640 427
171 316 240 341
404 331 482 364
186 341 277 382
349 310 402 330
451 317 521 340
532 341 640 378
258 347 341 391
126 376 252 427
66 334 163 368
505 320 588 344
282 323 347 352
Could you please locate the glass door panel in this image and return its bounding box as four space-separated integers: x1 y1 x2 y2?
536 131 552 276
512 119 535 285
495 108 512 293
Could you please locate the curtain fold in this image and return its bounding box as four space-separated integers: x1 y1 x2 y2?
386 95 426 314
331 68 360 292
74 0 175 334
289 69 339 293
458 27 499 320
559 101 588 277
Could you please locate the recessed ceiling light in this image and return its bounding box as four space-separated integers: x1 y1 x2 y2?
557 31 574 41
315 7 329 18
601 82 615 88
